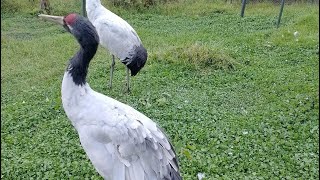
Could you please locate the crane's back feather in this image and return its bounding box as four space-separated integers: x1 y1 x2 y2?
87 4 141 60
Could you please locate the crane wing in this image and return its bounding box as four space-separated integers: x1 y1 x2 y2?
92 14 142 60
75 91 181 180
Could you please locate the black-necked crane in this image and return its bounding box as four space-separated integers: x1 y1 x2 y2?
86 0 147 92
38 13 181 180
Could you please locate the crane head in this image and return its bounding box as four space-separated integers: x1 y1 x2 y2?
124 45 148 76
38 13 99 48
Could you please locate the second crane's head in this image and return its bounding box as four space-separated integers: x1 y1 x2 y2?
123 44 148 76
39 13 99 49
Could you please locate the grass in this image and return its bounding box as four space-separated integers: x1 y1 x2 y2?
1 0 319 179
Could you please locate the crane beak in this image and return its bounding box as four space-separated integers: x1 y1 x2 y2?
38 14 64 25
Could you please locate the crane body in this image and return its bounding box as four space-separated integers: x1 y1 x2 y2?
86 0 147 92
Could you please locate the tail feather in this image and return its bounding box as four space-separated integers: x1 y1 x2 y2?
168 165 182 180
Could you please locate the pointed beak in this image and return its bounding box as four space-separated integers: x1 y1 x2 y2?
38 14 64 25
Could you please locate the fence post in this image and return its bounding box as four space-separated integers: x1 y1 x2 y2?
82 0 86 17
241 0 247 17
277 0 285 28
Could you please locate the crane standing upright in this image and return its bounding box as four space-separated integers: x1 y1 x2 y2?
86 0 147 92
38 13 181 180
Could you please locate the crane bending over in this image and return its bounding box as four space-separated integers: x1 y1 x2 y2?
39 13 181 180
86 0 147 92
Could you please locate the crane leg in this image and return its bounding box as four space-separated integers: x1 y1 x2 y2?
126 67 130 93
109 55 115 89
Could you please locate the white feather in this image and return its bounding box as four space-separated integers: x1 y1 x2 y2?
113 160 125 180
86 0 142 61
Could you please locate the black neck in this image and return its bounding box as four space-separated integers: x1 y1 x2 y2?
67 45 98 85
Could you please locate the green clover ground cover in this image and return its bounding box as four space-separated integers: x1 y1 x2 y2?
1 0 319 179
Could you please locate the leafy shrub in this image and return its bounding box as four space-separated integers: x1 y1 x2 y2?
1 0 30 14
109 0 180 7
152 43 237 70
0 0 178 15
1 0 81 15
